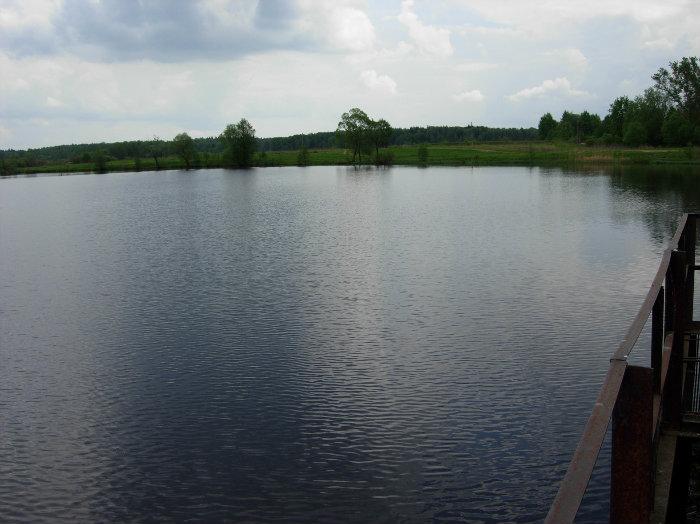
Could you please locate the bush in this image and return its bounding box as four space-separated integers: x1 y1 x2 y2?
622 121 646 147
375 150 394 166
0 157 16 176
93 150 108 172
417 144 428 165
296 147 310 166
662 111 694 146
599 133 616 146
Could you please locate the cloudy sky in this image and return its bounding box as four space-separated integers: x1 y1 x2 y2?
1 0 699 149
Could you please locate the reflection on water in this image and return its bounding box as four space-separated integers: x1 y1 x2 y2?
1 165 700 522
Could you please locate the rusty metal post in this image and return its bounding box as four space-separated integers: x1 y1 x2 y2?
652 287 664 394
665 250 688 428
611 365 653 524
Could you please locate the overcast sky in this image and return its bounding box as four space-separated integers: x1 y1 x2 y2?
1 0 699 149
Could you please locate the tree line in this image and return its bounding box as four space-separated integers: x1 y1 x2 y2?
538 56 700 147
171 119 257 169
1 122 538 174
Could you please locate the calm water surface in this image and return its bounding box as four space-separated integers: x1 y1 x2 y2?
2 165 700 522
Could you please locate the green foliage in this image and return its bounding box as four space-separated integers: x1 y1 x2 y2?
375 149 394 166
539 111 603 143
652 56 700 123
538 56 698 148
257 150 270 167
337 108 373 164
662 110 694 146
556 111 579 141
641 88 667 145
0 125 539 170
336 108 394 164
173 132 195 169
296 146 310 166
579 111 602 139
0 152 16 176
538 113 557 140
148 136 164 169
93 150 107 172
622 121 647 147
417 144 428 165
603 96 633 141
220 118 257 168
369 118 393 156
600 133 616 145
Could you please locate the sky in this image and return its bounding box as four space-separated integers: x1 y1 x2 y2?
1 0 699 149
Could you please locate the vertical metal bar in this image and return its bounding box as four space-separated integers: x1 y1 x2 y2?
686 216 696 321
665 267 675 333
692 361 700 413
665 250 688 428
652 287 664 394
611 365 653 524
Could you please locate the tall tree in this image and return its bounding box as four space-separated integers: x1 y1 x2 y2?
557 111 579 141
628 88 668 146
149 135 164 170
652 56 700 123
369 118 393 157
336 108 372 164
578 111 602 139
220 118 257 168
538 113 557 140
173 132 195 169
603 96 633 141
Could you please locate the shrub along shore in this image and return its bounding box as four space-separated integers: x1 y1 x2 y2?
4 141 698 176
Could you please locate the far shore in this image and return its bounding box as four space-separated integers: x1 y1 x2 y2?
3 142 700 176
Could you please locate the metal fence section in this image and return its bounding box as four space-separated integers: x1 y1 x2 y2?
545 213 698 523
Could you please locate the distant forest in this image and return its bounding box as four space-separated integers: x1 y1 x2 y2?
0 124 537 168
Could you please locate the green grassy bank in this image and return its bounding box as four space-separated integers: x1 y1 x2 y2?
8 141 700 175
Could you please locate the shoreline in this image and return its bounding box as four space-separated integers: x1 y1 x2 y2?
3 142 699 176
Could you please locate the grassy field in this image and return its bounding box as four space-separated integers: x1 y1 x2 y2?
9 141 700 175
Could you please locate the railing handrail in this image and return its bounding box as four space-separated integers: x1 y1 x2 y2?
545 213 695 523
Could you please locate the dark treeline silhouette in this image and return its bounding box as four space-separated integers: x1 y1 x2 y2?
538 56 700 147
1 123 537 172
260 124 537 151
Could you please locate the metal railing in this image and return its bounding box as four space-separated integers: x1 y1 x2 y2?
545 213 698 523
682 334 700 415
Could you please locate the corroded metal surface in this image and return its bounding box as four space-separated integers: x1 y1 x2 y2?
546 213 699 523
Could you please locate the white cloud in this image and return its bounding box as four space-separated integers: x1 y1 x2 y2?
2 0 700 149
398 0 453 57
454 62 499 73
507 77 590 102
360 70 397 95
452 90 484 102
0 0 59 31
643 37 674 50
453 0 700 53
546 48 589 72
329 6 376 52
45 96 63 108
297 2 376 53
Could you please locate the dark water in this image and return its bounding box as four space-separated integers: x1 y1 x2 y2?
1 165 699 523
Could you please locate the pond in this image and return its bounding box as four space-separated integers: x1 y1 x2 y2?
2 165 700 522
